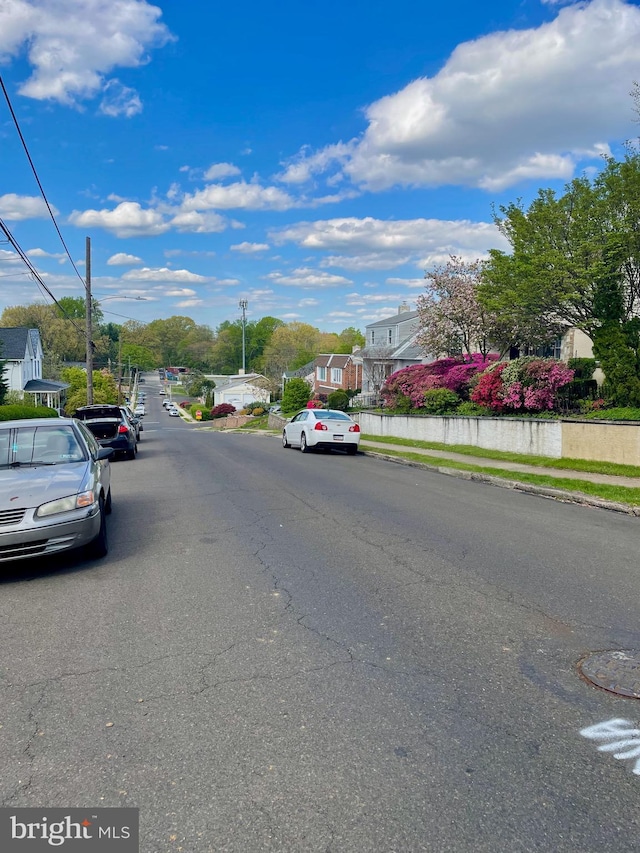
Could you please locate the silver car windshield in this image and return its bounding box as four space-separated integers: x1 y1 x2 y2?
0 426 87 467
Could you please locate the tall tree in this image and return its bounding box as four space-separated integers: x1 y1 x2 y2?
417 257 511 358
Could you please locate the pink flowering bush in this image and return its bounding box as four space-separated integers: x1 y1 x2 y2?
306 398 324 409
471 358 574 413
381 354 498 410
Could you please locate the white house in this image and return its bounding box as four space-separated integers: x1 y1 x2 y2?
0 327 69 409
211 373 271 410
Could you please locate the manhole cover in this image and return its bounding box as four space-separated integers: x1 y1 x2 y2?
579 650 640 698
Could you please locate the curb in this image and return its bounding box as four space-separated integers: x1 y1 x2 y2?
360 449 640 517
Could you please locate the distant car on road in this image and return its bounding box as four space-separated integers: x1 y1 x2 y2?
168 407 180 417
134 404 145 417
120 406 143 441
0 418 113 562
282 409 360 455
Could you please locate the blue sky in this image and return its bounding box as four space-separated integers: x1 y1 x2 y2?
1 0 639 334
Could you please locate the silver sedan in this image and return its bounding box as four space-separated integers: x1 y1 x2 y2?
0 418 113 562
282 409 361 455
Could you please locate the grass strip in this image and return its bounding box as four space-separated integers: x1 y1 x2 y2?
365 447 640 506
360 434 640 478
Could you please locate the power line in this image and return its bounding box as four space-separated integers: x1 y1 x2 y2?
0 73 87 290
0 216 86 342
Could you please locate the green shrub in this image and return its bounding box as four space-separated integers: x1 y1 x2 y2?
0 405 59 421
567 358 596 380
583 407 640 421
393 393 413 414
189 404 212 421
456 401 489 416
281 378 311 414
422 389 460 414
3 391 36 407
327 390 349 411
252 407 265 416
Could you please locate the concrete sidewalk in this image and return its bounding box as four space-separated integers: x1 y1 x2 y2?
359 439 640 515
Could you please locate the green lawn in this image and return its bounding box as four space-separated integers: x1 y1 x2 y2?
360 434 640 478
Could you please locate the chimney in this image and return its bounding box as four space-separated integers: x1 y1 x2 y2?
398 302 411 314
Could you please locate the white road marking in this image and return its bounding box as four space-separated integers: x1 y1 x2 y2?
580 719 640 774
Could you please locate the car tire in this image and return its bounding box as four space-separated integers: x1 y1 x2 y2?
346 444 358 455
300 432 309 453
105 488 112 514
126 445 136 460
86 497 108 559
282 430 290 448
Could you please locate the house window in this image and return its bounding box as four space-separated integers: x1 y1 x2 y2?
331 367 342 384
317 366 327 381
370 331 375 344
388 329 393 344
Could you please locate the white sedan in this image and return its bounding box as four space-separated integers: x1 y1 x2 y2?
282 409 360 455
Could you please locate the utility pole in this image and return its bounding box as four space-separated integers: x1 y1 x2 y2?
239 298 248 374
85 236 93 405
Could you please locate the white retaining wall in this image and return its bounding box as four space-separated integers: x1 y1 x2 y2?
354 412 563 458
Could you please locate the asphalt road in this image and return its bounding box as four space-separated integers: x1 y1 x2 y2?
2 384 640 852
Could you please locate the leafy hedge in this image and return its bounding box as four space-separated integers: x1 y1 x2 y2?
0 405 59 421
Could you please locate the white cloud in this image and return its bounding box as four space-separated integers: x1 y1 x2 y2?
276 142 353 184
214 278 241 286
298 298 320 307
176 298 204 307
26 248 66 263
0 193 55 220
272 217 506 258
163 288 197 297
107 252 143 266
204 162 241 180
169 210 227 233
99 79 142 117
385 277 427 288
289 0 640 191
264 267 353 289
69 202 169 237
319 252 412 271
122 267 208 283
230 242 270 253
182 181 297 211
0 0 174 107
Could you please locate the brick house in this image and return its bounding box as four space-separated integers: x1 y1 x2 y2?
311 353 363 398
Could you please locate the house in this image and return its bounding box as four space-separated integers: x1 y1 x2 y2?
0 327 68 410
282 360 316 395
311 352 363 398
210 373 271 410
356 305 430 403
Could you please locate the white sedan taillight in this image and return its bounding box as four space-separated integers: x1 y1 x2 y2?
349 424 360 432
314 422 328 431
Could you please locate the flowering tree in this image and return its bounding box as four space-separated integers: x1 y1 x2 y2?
471 357 574 412
417 257 508 358
381 354 497 409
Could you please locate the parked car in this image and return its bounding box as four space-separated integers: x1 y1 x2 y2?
159 389 166 396
134 404 146 417
74 405 138 460
0 418 113 562
282 409 360 454
168 406 180 417
162 399 173 409
120 406 143 441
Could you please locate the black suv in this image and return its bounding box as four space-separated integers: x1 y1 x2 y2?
74 405 138 460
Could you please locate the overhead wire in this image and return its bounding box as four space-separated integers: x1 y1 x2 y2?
0 73 87 290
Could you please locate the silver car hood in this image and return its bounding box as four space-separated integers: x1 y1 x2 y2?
0 463 89 509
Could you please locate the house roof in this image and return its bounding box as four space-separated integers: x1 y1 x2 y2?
366 310 419 329
23 379 70 393
0 327 31 359
215 373 266 392
392 334 428 361
283 360 315 379
314 353 353 369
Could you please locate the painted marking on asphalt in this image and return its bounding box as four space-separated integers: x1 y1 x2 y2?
580 718 640 774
